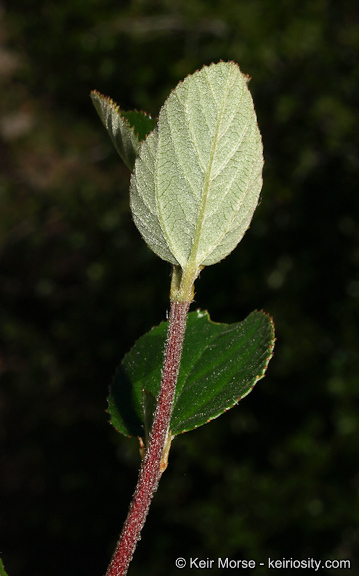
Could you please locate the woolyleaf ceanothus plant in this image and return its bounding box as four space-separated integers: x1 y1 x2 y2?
91 62 275 576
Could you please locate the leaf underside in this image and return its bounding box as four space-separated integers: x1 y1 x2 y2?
108 309 275 439
130 61 264 269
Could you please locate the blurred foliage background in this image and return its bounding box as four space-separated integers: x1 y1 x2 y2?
0 0 358 575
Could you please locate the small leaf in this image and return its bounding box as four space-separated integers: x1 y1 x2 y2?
121 110 157 143
130 62 263 275
91 90 156 170
108 309 274 438
0 558 9 576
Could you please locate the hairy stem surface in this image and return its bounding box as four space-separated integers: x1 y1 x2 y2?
105 299 190 576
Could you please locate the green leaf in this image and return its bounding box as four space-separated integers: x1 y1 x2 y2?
91 90 156 170
108 309 274 439
121 110 157 143
130 62 263 277
0 558 9 576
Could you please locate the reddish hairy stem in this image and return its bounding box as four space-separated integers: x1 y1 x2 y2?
105 300 190 576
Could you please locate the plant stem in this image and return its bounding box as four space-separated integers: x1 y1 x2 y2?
105 298 190 576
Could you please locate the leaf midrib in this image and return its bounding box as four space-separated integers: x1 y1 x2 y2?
186 66 235 269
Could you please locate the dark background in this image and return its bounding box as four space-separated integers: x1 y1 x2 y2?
1 1 358 575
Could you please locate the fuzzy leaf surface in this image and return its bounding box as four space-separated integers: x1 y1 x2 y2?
108 309 274 439
91 90 155 170
130 61 263 269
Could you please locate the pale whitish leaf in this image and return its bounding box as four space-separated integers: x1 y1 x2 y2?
129 129 178 264
130 61 263 269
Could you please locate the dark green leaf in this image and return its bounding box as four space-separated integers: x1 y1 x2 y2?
90 90 156 170
108 309 275 439
121 110 156 143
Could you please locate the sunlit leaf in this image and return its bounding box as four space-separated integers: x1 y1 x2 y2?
130 62 263 272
